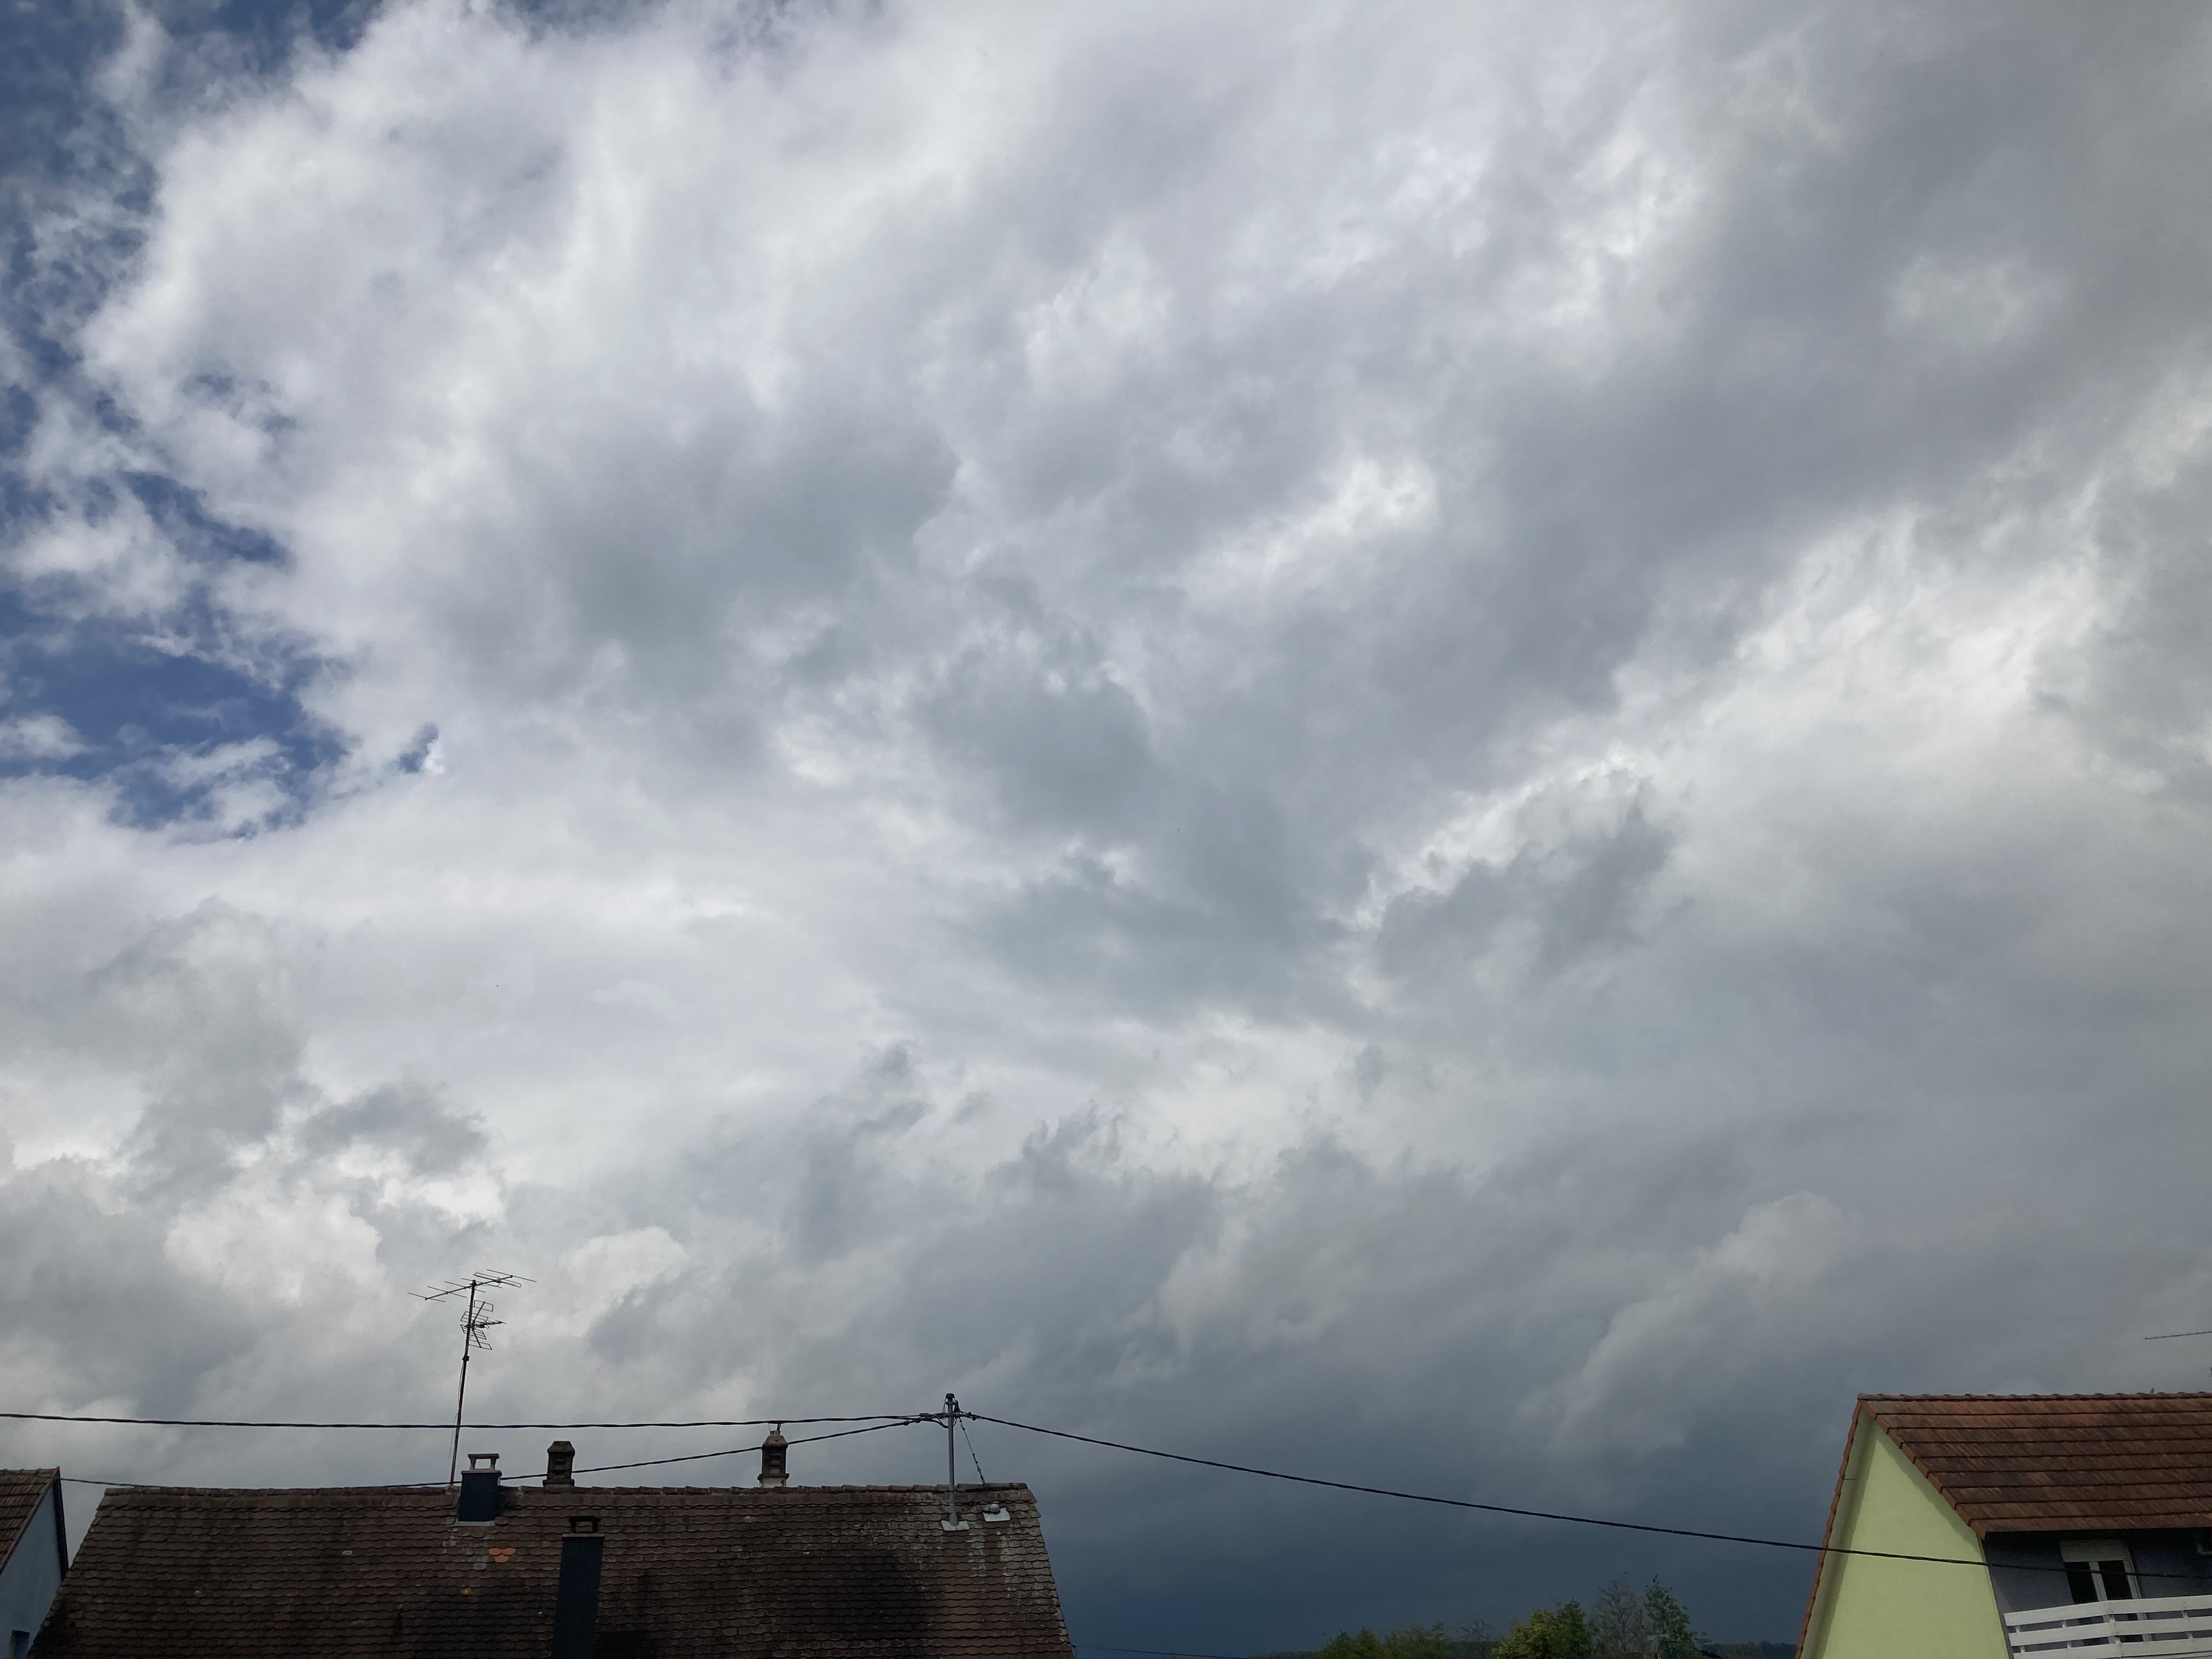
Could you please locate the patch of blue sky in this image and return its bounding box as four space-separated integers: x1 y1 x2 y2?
0 0 395 834
119 473 290 568
3 0 622 833
0 583 347 831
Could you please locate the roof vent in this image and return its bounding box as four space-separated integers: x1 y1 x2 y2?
758 1427 789 1488
982 1503 1011 1523
455 1452 501 1525
545 1441 576 1490
550 1517 605 1659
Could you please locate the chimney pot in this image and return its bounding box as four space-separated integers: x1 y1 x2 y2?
455 1453 501 1525
545 1441 576 1489
758 1427 789 1488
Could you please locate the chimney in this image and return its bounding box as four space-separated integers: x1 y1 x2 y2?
545 1441 576 1489
757 1427 788 1488
549 1516 604 1659
455 1452 501 1525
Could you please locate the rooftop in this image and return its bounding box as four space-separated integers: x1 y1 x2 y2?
1863 1392 2212 1536
39 1480 1074 1658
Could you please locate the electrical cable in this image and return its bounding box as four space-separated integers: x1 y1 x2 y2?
3 1410 909 1430
32 1400 2180 1587
515 1417 930 1479
960 1415 990 1486
53 1419 931 1493
969 1411 2105 1579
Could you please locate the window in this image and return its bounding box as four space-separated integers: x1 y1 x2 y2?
10 1629 30 1659
2061 1539 2137 1604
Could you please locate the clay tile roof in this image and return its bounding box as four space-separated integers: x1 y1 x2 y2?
0 1469 59 1565
38 1482 1075 1658
1863 1393 2212 1536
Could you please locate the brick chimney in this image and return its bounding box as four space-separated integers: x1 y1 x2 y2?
545 1441 576 1489
549 1516 603 1659
757 1427 788 1488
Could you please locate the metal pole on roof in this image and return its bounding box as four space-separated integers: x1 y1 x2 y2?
414 1269 531 1489
941 1393 969 1532
448 1282 477 1490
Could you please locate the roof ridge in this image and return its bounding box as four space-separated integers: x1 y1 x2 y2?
95 1481 1035 1498
1860 1391 2212 1402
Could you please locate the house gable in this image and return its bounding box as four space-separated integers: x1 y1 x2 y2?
0 1470 67 1655
1799 1409 2007 1659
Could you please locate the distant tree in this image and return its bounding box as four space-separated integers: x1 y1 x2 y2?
1590 1578 1654 1659
1643 1581 1703 1659
1385 1626 1455 1659
1317 1624 1481 1659
1494 1601 1592 1659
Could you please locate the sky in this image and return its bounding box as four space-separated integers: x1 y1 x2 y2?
5 0 2212 1647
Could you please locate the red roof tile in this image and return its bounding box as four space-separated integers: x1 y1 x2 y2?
39 1481 1075 1658
1863 1393 2212 1536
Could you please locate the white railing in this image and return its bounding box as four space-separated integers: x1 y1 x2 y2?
2007 1593 2212 1657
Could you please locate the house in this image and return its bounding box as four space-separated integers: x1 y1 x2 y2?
0 1470 69 1658
1798 1393 2212 1659
37 1440 1075 1657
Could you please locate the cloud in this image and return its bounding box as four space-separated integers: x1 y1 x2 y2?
0 713 84 759
298 1084 487 1177
7 0 2212 1645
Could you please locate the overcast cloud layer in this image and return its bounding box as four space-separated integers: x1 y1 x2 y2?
7 0 2212 1646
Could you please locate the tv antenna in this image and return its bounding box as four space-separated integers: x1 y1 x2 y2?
416 1269 532 1488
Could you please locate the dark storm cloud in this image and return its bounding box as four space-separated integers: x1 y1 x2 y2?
919 581 1160 834
1378 801 1673 981
299 1084 486 1175
0 1155 252 1405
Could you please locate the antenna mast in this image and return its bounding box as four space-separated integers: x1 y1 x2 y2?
416 1269 532 1488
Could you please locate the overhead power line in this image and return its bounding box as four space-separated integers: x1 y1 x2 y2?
27 1398 2163 1584
3 1411 911 1430
1082 1645 1730 1659
518 1418 930 1479
55 1419 929 1492
969 1411 2055 1578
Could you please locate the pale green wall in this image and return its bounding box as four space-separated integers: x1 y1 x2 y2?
1802 1413 2008 1659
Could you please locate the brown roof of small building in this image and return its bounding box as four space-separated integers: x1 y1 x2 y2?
0 1469 60 1567
1863 1393 2212 1536
39 1481 1075 1659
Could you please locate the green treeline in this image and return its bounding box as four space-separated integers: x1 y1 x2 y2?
1281 1577 1790 1659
